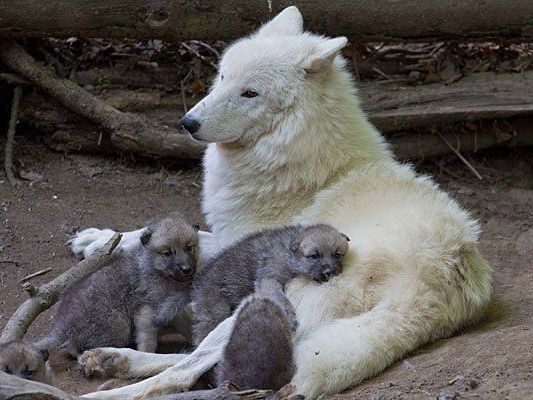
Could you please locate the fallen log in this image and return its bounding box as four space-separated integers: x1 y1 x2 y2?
389 118 533 160
0 40 205 159
12 70 533 159
0 1 533 42
359 71 533 132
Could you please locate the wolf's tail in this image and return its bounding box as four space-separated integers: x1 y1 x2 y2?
216 296 295 390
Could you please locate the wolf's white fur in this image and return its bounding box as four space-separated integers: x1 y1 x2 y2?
76 6 491 399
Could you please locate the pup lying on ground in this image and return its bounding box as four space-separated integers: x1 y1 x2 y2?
192 224 349 346
0 341 51 383
33 213 199 358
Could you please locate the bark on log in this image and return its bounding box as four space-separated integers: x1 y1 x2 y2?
360 71 533 132
0 1 533 42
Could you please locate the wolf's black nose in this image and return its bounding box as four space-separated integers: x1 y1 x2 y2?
181 116 201 134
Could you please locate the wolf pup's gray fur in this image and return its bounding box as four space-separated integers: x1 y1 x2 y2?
192 224 349 345
0 341 51 383
34 213 199 356
216 295 295 390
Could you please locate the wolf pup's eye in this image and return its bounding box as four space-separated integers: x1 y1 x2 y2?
334 252 343 260
185 244 195 252
307 253 321 260
161 249 173 257
241 90 259 98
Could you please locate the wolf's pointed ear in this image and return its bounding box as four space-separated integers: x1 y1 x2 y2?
304 37 348 73
140 228 152 246
341 233 351 242
257 6 303 37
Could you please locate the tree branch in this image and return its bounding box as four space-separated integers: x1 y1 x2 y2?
0 233 122 344
0 40 205 159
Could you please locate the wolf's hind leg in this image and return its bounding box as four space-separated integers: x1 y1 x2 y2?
217 295 294 390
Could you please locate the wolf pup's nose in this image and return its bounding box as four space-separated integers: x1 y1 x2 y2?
181 116 201 135
180 264 194 276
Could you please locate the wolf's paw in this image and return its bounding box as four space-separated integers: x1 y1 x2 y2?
79 348 130 378
69 228 117 258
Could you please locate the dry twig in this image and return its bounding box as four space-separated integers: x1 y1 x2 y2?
19 267 53 283
4 86 22 187
180 42 218 69
436 132 483 180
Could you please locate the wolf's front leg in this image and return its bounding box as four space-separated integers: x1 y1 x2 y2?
82 314 237 399
134 306 159 353
79 347 188 379
70 228 144 258
71 228 217 262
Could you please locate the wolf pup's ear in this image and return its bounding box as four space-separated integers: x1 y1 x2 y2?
257 6 304 37
341 233 351 242
290 239 301 254
39 348 49 362
304 37 348 74
192 223 200 232
140 228 153 246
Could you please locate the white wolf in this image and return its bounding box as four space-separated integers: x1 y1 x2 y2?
75 6 492 399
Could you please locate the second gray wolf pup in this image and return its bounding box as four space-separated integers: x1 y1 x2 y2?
35 213 199 356
192 224 350 345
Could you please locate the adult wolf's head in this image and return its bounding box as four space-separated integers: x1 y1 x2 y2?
180 6 347 145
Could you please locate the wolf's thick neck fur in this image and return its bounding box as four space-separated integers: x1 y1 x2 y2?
203 59 391 243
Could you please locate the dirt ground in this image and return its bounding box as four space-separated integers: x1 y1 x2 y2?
0 136 532 399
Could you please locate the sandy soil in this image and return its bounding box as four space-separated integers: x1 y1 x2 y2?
1 136 532 399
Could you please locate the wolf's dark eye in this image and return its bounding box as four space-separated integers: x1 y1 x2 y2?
333 252 343 260
241 90 259 98
185 244 195 252
307 253 321 260
161 250 173 257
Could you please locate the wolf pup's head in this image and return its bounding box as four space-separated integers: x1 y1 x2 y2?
180 6 347 146
290 224 350 283
0 341 49 382
140 213 200 282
